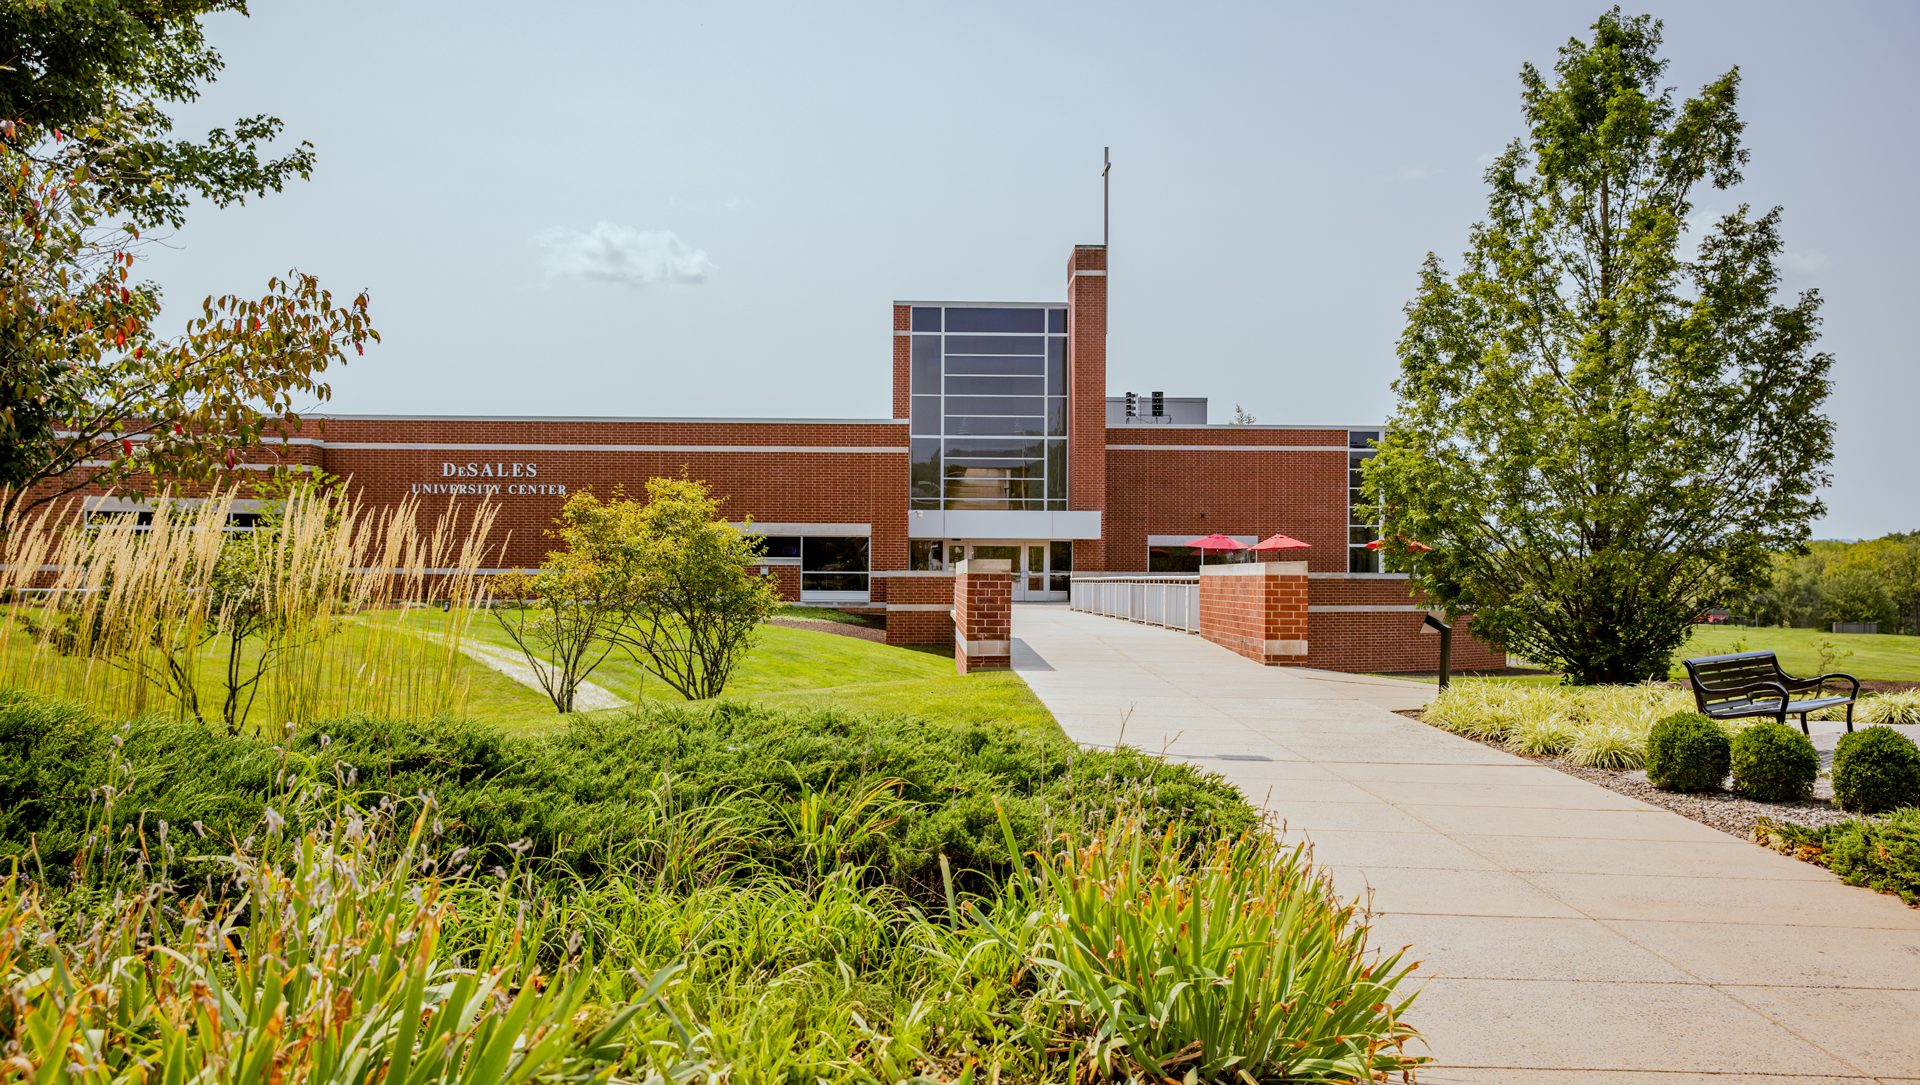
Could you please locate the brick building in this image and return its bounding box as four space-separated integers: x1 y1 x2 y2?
70 241 1502 673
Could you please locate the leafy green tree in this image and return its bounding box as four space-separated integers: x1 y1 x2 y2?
494 478 781 709
599 476 782 700
0 1 313 228
0 148 376 522
1853 536 1920 635
1820 565 1893 627
1362 9 1834 683
0 4 374 522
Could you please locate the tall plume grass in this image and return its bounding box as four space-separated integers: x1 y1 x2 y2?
0 486 498 729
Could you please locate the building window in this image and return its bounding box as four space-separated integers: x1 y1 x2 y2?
802 536 869 592
906 304 1069 510
1348 430 1382 573
909 540 944 571
1149 545 1202 573
759 535 801 559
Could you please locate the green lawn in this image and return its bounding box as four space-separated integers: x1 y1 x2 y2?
1382 624 1920 686
1674 624 1920 680
368 609 1052 733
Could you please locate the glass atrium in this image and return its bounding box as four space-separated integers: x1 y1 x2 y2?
907 304 1068 511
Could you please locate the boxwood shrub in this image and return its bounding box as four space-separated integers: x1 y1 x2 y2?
1645 712 1730 792
1729 721 1820 802
1831 726 1920 815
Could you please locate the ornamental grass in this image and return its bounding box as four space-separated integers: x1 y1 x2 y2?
0 487 497 729
1858 689 1920 726
1423 682 1697 768
973 812 1426 1082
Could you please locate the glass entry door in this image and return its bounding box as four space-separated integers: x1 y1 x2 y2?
1017 545 1046 601
955 541 1070 602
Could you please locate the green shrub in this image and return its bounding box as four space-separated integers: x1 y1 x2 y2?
1644 712 1730 792
0 689 1255 900
1729 721 1820 802
1756 809 1920 907
1821 807 1920 905
1831 726 1920 814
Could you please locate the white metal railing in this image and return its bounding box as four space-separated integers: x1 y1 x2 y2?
1069 575 1201 633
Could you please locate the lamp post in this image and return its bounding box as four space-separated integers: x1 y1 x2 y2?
1422 613 1453 690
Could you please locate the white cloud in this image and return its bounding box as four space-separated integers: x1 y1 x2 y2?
533 222 717 287
1782 247 1832 276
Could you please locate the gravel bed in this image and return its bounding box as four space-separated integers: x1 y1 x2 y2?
1526 757 1867 838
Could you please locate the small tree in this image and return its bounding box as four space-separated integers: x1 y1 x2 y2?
1363 10 1834 683
599 476 780 700
490 494 636 713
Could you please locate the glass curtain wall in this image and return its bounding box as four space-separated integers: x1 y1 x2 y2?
908 305 1068 510
1348 429 1382 572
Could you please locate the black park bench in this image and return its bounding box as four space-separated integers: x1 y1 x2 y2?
1682 650 1859 736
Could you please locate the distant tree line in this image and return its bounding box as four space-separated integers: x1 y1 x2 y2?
1734 534 1920 633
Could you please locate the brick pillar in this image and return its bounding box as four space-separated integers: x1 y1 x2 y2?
891 303 912 419
1197 561 1310 666
885 570 956 646
1067 245 1107 571
953 558 1012 673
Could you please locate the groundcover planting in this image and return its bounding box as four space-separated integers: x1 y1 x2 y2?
0 689 1427 1081
1756 808 1920 906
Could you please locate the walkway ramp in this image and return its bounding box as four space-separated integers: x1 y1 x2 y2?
1010 603 1920 1083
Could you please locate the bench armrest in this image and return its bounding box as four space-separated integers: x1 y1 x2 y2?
1796 672 1861 699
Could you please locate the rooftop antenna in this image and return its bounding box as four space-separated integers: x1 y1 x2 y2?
1103 147 1111 248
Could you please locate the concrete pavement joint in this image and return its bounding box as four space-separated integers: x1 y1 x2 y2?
1010 604 1920 1079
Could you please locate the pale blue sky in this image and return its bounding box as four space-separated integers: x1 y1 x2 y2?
143 2 1917 538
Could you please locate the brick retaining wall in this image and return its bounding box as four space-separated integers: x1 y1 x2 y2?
1197 561 1311 665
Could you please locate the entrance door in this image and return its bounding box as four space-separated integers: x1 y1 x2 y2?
1017 544 1046 601
956 541 1067 602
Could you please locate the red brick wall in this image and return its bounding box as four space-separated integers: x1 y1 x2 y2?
1067 246 1108 572
277 417 910 575
1304 575 1506 672
884 571 955 646
1197 562 1310 666
1103 426 1351 573
953 561 1011 673
892 304 911 420
755 565 802 601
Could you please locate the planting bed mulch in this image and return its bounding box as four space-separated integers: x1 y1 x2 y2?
768 617 887 643
1395 708 1875 840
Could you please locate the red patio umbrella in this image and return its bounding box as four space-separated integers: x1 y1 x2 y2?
1248 533 1311 552
1186 533 1248 566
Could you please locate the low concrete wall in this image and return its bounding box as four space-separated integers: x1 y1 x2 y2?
953 558 1012 674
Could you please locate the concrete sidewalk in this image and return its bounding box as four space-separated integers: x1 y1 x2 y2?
1009 603 1920 1083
